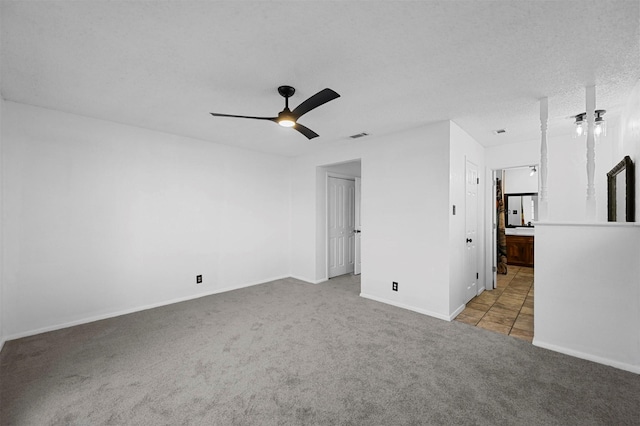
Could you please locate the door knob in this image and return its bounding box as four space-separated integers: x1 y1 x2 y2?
466 238 473 243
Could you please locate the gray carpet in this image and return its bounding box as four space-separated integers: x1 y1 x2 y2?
1 275 639 425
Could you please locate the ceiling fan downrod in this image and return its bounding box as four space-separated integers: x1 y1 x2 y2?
278 85 295 110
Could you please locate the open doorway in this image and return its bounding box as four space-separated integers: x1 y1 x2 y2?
327 175 356 278
319 160 362 283
455 165 537 342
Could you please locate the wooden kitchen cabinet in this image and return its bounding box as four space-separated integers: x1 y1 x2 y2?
506 235 534 267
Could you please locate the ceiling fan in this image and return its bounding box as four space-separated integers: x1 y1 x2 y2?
210 86 340 139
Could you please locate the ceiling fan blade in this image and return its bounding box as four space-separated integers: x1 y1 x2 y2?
291 88 340 119
210 112 277 121
293 123 319 139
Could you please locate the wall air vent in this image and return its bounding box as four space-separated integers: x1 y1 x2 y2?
493 129 507 135
349 132 370 139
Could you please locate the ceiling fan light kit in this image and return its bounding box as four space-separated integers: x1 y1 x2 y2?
210 85 340 139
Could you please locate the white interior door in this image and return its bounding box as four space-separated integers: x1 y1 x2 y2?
465 160 478 302
328 177 355 278
354 177 362 275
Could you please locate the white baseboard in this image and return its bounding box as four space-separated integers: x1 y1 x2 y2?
0 337 6 355
359 292 452 322
533 338 640 375
449 303 466 321
289 275 326 284
4 275 290 342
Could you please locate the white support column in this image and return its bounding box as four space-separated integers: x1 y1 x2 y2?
585 86 596 220
539 97 549 221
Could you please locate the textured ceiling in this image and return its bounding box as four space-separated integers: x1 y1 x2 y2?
2 1 639 157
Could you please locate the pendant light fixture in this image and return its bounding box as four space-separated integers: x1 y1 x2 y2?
573 113 586 138
573 110 606 138
594 110 606 137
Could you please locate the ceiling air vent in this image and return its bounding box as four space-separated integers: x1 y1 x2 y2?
493 129 507 135
349 132 370 139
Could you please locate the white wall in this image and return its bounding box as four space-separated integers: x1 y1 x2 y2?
485 139 540 171
323 160 361 177
534 223 640 373
449 122 485 313
487 125 617 224
291 122 456 319
546 127 616 222
532 82 640 373
360 125 452 319
2 102 291 338
504 166 537 194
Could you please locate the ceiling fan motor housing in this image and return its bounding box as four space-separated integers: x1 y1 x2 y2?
278 85 295 98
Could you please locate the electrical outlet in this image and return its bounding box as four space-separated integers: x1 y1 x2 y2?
392 281 398 291
196 275 202 284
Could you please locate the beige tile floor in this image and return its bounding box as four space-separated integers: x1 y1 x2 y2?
454 266 534 342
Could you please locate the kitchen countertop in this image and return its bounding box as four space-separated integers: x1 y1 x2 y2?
505 227 535 236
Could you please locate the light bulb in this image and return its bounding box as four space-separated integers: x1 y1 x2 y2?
573 113 586 138
278 119 295 128
594 119 606 137
594 110 606 138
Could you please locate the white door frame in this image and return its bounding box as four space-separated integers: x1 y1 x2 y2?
354 177 362 275
326 172 357 279
491 170 498 290
464 159 479 302
485 165 539 291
